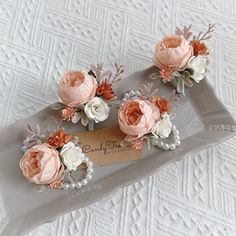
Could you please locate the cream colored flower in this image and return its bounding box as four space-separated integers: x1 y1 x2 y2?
187 56 207 83
60 142 84 171
84 97 110 123
152 113 172 138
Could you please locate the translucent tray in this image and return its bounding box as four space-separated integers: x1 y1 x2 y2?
0 66 235 236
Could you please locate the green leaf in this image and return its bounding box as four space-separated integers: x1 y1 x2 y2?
50 102 64 110
177 77 185 96
149 73 159 80
185 68 194 75
182 70 191 79
81 113 89 126
147 137 154 150
172 71 181 78
88 119 94 131
36 185 46 192
183 77 194 87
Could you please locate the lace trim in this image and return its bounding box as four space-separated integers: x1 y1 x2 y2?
207 124 236 132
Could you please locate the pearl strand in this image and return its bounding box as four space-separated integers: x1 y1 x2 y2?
63 156 94 190
119 89 141 107
152 125 181 151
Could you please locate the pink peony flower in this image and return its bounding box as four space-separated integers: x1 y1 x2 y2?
118 99 160 137
20 143 64 185
154 35 193 71
58 71 97 107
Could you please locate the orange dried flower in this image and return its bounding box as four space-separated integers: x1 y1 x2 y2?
151 96 171 114
159 67 174 82
47 130 74 149
131 138 147 150
191 40 209 56
96 81 115 100
61 107 76 121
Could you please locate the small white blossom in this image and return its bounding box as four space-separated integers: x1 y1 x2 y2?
152 113 172 138
84 97 110 123
60 142 84 171
187 56 207 83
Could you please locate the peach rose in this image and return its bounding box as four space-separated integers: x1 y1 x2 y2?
154 35 193 70
20 144 64 185
58 71 97 107
118 99 160 137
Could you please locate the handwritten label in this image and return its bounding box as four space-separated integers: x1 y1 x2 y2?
74 127 141 167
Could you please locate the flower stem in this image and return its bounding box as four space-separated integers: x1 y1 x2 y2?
88 119 94 131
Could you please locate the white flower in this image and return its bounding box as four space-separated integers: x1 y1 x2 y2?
187 56 207 83
60 142 85 171
152 113 172 138
84 97 110 123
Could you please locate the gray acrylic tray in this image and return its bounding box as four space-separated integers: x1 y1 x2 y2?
0 66 235 236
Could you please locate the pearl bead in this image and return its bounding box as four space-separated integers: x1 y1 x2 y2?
163 143 169 150
63 183 69 190
88 167 94 174
81 179 88 186
152 138 158 145
124 93 129 99
169 144 176 150
172 125 176 131
136 90 141 96
86 174 92 180
120 102 124 107
70 183 75 189
122 98 127 103
129 90 135 96
175 140 181 146
75 182 82 189
173 130 179 135
174 136 180 141
158 141 164 148
87 161 93 167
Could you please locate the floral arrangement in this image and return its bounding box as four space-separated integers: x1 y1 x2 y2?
151 24 215 95
54 63 124 130
118 83 181 150
20 124 93 191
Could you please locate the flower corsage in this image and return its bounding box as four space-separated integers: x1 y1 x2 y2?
53 63 124 130
118 83 181 150
150 24 215 95
20 124 93 191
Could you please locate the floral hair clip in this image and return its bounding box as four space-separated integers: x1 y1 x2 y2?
20 124 93 191
53 63 124 130
118 83 181 151
150 24 215 95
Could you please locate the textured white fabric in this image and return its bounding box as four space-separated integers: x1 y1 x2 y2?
0 0 235 235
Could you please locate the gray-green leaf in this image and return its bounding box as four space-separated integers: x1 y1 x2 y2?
88 119 94 131
50 102 64 110
36 185 46 192
177 77 185 96
183 77 193 87
149 73 159 80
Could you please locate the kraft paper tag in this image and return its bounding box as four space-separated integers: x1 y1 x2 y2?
74 127 141 167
